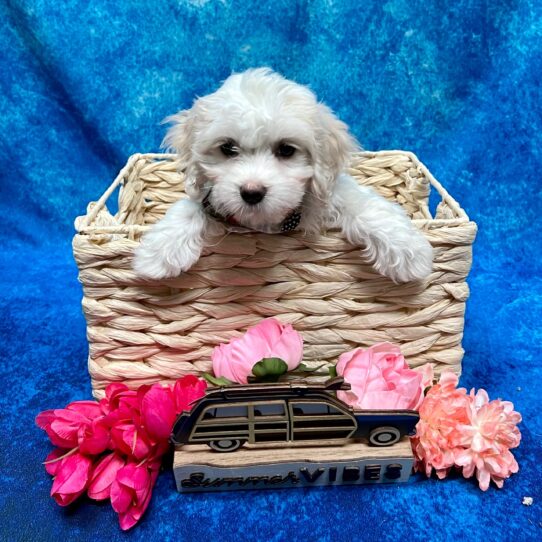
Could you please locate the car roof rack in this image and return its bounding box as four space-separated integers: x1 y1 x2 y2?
203 376 351 401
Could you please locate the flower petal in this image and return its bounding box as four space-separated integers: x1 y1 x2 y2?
87 453 126 501
66 400 103 419
50 453 93 506
110 479 132 514
173 376 207 414
141 384 176 441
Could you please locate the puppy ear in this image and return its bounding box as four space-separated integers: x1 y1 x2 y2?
312 103 359 202
161 108 202 199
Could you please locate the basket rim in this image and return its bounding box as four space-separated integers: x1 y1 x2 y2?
75 150 472 235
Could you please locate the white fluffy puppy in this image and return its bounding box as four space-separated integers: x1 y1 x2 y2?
134 68 433 283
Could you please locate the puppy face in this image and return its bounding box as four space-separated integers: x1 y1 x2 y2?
163 68 358 231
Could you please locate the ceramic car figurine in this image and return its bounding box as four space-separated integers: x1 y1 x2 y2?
170 377 419 452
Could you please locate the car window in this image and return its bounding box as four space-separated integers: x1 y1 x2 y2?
253 402 285 416
327 405 346 415
291 402 346 416
203 405 248 419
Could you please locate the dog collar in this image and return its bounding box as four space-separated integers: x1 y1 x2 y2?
201 191 301 233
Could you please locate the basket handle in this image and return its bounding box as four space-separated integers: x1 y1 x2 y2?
411 153 468 220
75 153 143 231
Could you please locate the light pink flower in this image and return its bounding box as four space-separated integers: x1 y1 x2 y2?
48 451 94 506
212 318 303 384
336 342 431 410
453 389 522 490
410 371 471 478
111 460 160 531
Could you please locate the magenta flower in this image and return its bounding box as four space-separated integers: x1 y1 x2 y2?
87 452 126 500
77 419 110 455
36 375 220 529
100 383 139 415
173 374 208 413
36 400 107 451
212 318 303 383
48 451 94 506
110 422 153 461
141 384 177 441
110 461 161 531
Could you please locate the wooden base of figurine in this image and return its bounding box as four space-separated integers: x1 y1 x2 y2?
173 438 414 492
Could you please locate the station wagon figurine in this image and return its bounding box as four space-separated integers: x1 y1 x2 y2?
171 377 419 452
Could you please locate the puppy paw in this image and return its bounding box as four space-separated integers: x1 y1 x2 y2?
367 230 433 283
132 199 206 280
133 237 201 280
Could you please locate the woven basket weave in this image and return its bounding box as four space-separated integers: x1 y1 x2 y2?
73 151 477 399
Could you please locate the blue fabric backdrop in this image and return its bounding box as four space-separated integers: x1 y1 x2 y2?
1 1 541 540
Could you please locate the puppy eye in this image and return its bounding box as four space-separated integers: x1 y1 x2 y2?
220 141 239 157
277 143 296 158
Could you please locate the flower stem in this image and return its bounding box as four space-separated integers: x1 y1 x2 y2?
43 446 79 465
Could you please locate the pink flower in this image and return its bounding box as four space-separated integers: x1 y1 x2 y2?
411 371 471 478
336 343 431 410
212 318 303 384
454 389 522 490
48 451 94 506
111 461 160 531
87 453 126 500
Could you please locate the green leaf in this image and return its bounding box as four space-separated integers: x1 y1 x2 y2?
202 373 234 386
297 362 327 373
328 364 338 378
252 358 288 379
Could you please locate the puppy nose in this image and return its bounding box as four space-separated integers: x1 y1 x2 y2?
240 183 267 205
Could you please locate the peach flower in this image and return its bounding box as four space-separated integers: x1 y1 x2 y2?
411 371 471 479
212 318 303 383
411 372 522 490
336 342 432 410
454 388 522 490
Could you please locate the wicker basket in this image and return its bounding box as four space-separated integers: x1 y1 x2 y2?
73 151 477 399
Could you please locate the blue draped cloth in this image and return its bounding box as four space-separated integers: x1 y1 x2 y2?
1 1 541 540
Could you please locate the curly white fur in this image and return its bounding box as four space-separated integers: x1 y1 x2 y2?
134 68 433 283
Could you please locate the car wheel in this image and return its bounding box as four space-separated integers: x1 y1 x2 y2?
368 426 401 446
208 439 245 452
